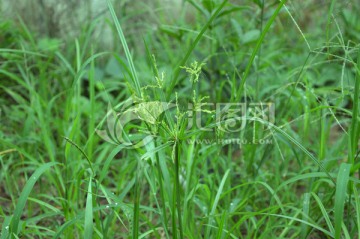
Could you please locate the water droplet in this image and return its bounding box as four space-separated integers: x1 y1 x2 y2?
230 203 234 207
5 226 9 230
115 202 118 206
33 176 36 180
106 205 109 209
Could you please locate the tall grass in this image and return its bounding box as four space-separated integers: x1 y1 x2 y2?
1 0 360 238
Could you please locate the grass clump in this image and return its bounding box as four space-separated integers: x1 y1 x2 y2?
1 0 360 238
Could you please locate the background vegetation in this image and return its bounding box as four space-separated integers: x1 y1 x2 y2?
0 0 360 238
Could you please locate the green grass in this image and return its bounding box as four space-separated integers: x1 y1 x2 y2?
1 0 360 238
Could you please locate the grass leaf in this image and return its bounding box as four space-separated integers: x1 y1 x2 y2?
84 178 93 239
106 0 142 96
334 163 351 239
9 162 58 235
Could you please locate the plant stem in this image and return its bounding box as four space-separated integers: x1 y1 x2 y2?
154 141 170 237
133 158 142 239
175 141 184 239
349 47 360 165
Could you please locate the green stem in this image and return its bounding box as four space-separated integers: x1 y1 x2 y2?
175 141 184 239
167 0 228 100
133 158 142 239
236 0 287 100
349 47 360 165
154 143 170 237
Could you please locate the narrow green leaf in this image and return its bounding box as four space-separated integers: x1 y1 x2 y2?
301 193 311 238
0 48 46 56
349 47 360 163
133 158 143 239
236 0 287 99
9 162 58 235
215 211 227 239
352 184 360 238
84 178 93 239
260 213 332 237
253 118 336 184
106 0 142 96
334 163 351 239
311 193 335 235
326 0 337 43
141 141 173 161
63 137 95 176
27 197 61 213
205 169 230 238
1 216 12 239
99 145 125 184
167 0 228 98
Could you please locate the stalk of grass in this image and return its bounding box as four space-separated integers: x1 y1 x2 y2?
153 141 171 237
142 40 174 237
106 0 142 96
0 216 12 239
172 188 178 239
71 52 109 87
278 210 301 238
0 48 46 56
52 199 127 239
182 139 196 232
261 212 333 237
133 157 143 239
98 145 125 185
63 113 80 222
311 192 335 235
215 211 227 239
140 139 174 235
352 184 360 238
334 163 351 239
8 162 58 236
87 50 96 160
319 109 328 161
187 0 210 18
326 0 337 44
349 48 360 164
84 177 93 239
301 193 311 238
104 4 148 235
236 0 287 100
143 167 164 239
345 48 360 237
174 141 184 239
167 0 228 99
253 118 336 184
64 129 97 235
63 137 95 176
205 169 230 238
